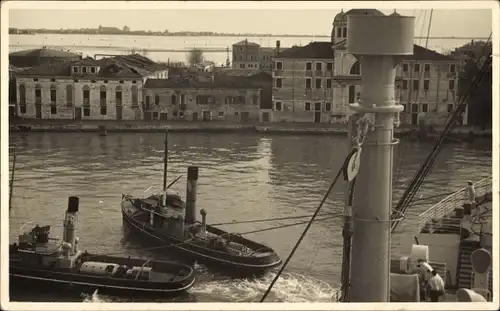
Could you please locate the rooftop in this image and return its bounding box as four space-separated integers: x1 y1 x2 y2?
275 41 333 60
233 40 260 47
9 47 81 59
334 9 385 22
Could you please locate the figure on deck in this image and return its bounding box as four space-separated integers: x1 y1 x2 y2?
427 270 445 302
464 181 477 215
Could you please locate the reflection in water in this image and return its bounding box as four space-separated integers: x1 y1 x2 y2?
8 132 491 302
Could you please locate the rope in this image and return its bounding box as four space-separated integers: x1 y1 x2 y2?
260 163 344 302
391 35 492 232
210 212 341 226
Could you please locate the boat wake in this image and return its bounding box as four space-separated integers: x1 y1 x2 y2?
191 271 339 302
82 271 339 303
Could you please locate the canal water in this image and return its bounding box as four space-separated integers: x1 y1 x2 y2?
8 132 491 302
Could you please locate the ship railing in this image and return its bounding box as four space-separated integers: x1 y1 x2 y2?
417 177 492 233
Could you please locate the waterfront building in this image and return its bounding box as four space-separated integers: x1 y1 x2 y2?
142 73 261 122
231 40 287 72
270 9 461 126
14 54 169 120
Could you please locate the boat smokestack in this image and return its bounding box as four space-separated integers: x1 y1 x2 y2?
200 209 207 234
347 13 414 302
185 166 199 224
64 196 80 255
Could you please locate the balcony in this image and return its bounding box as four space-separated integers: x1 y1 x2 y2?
116 99 123 106
305 70 313 77
83 99 90 106
273 70 283 77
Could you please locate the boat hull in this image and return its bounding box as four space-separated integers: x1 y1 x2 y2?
121 202 282 277
9 261 195 298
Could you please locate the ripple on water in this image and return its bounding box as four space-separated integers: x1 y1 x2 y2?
8 132 491 302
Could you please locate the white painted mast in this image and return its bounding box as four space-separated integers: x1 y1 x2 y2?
346 13 415 302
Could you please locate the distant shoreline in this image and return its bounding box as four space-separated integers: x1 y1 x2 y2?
9 30 329 39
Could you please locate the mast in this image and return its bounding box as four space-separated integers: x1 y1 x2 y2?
163 130 168 191
347 13 415 302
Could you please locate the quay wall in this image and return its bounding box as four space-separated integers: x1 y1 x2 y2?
9 119 492 139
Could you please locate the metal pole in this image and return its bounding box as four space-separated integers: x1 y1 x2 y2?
9 148 16 209
347 14 414 302
340 114 357 301
163 130 168 191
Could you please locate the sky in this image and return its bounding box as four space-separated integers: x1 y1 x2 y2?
8 7 492 38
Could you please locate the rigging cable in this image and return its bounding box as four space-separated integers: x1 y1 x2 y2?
260 161 345 302
391 34 492 232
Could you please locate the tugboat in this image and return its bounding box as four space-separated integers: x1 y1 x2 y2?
9 196 196 298
121 132 282 277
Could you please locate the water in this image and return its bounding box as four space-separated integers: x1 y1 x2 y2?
8 132 491 302
9 34 473 65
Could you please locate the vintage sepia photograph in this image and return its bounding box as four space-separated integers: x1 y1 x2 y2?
1 0 497 309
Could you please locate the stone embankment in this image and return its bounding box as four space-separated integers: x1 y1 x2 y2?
9 119 492 140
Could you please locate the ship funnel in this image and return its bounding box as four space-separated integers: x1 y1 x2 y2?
185 166 199 224
64 196 80 255
67 196 79 213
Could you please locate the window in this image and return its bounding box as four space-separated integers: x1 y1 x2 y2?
423 80 430 90
83 86 90 106
72 66 79 73
336 27 342 38
82 67 87 74
145 95 151 109
19 84 26 104
115 86 122 106
326 79 332 89
447 104 453 112
225 96 236 105
402 80 408 90
414 63 420 72
20 104 26 114
171 94 177 105
100 86 107 115
325 102 332 111
274 101 282 111
276 61 283 70
306 78 312 89
422 104 429 113
327 62 333 71
349 61 360 75
306 62 312 71
66 85 73 107
131 86 138 107
348 85 355 104
240 64 245 69
90 67 96 73
50 104 57 115
412 80 419 91
252 94 258 105
402 63 409 72
450 64 456 73
275 78 283 88
218 111 224 117
424 64 430 72
316 63 322 71
449 80 455 90
35 85 42 103
343 27 347 38
49 85 57 104
304 102 311 111
155 94 160 105
315 78 322 89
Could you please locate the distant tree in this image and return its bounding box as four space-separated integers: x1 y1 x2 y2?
457 42 492 129
186 48 204 66
122 26 130 32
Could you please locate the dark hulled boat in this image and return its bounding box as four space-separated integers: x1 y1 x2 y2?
120 132 281 276
10 196 195 298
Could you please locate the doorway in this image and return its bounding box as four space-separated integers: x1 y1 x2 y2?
202 111 211 121
116 106 123 120
240 111 249 122
35 104 42 119
262 112 270 122
192 112 198 121
314 112 321 123
74 107 82 120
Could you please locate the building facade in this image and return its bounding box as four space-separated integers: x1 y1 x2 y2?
143 74 261 122
231 40 287 72
14 54 168 120
272 42 335 123
268 9 461 126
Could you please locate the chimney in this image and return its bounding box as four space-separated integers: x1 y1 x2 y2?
276 40 281 56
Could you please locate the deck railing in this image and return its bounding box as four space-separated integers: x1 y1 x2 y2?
417 177 492 233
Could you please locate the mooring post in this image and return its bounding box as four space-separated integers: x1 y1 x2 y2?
185 166 199 224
